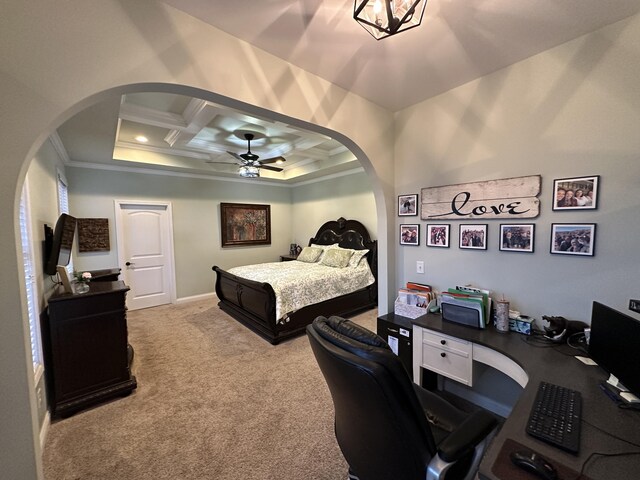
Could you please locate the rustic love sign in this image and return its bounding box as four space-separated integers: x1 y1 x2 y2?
421 175 541 220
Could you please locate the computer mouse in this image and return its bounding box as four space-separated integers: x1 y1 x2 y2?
509 449 558 480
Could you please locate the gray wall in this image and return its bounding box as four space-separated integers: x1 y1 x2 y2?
394 14 640 325
291 171 377 246
66 167 376 299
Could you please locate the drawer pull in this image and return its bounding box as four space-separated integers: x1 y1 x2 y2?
441 352 446 358
440 340 446 345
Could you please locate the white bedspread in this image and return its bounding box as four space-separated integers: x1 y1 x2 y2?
228 260 375 323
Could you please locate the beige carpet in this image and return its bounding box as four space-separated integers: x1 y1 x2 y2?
42 299 378 480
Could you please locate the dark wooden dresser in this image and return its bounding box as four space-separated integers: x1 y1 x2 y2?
42 280 137 418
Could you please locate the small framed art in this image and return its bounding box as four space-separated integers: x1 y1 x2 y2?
398 194 418 216
400 224 420 246
552 175 599 210
426 224 450 248
550 223 596 256
459 224 487 250
499 224 534 253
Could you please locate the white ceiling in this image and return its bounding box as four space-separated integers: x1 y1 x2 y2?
162 0 640 111
55 1 640 183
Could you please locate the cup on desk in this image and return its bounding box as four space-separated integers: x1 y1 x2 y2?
496 299 510 333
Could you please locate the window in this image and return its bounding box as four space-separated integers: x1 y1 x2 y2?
20 181 43 375
56 169 73 275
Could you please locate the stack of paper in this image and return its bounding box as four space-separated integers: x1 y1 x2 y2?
440 285 492 329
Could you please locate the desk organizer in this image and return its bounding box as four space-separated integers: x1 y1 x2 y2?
394 299 428 319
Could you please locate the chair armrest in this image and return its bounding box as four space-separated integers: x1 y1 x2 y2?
436 410 497 462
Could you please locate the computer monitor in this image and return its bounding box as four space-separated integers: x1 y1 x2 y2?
589 301 640 397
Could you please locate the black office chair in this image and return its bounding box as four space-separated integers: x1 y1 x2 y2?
307 316 498 480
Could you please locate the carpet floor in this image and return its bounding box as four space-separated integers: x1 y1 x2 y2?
42 299 378 480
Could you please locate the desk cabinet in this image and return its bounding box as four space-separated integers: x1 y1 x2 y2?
42 281 137 417
377 314 413 377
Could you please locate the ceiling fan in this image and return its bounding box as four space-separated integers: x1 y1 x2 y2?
207 132 285 178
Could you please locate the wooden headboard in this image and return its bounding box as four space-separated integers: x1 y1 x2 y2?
308 217 378 283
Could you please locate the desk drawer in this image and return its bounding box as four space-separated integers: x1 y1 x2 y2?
423 330 472 356
421 330 472 386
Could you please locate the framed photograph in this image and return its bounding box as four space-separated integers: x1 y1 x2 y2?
552 175 599 210
400 224 420 246
459 224 487 250
550 223 596 256
426 224 450 248
220 203 271 247
499 224 535 253
398 194 418 216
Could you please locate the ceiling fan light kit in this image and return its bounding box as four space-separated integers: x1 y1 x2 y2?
353 0 427 40
207 129 285 178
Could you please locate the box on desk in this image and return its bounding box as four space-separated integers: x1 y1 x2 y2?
509 315 533 335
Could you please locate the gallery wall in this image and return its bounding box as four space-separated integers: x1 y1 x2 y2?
394 13 640 325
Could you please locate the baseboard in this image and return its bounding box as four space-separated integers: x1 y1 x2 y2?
40 411 51 451
175 292 217 304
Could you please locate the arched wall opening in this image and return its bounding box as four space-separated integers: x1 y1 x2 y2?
9 81 394 478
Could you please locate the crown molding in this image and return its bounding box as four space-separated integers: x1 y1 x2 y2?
48 132 71 164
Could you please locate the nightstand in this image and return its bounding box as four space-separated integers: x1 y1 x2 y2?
280 254 298 262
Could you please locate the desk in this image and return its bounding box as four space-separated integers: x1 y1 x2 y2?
411 312 640 480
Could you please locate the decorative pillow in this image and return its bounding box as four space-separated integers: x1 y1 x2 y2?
348 249 369 268
320 248 354 268
310 243 339 261
296 246 323 263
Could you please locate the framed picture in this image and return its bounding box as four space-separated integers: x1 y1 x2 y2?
459 224 487 250
220 203 271 247
398 194 418 216
552 175 599 210
426 224 450 248
400 224 420 246
550 223 596 256
499 224 534 253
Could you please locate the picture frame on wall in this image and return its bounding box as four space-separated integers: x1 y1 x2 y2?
220 203 271 247
426 224 450 248
398 194 418 216
550 223 596 256
400 224 420 246
552 175 599 210
459 224 487 250
499 224 535 253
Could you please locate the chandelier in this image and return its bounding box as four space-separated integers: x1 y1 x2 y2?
353 0 427 40
239 166 260 178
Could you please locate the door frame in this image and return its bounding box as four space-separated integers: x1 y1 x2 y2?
113 199 177 307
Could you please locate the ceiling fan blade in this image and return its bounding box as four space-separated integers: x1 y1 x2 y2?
259 164 284 172
258 156 286 165
226 151 245 162
206 161 241 165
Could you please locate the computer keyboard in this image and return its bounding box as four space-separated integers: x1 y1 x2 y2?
526 381 582 454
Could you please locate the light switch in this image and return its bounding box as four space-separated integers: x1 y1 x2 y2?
416 261 424 274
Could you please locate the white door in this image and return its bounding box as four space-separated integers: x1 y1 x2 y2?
115 201 176 310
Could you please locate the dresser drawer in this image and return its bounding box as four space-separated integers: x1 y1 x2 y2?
421 330 473 386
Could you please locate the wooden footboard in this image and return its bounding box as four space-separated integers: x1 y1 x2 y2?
212 266 279 342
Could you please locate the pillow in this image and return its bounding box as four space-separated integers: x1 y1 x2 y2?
348 249 369 268
320 248 354 268
296 246 323 263
310 243 338 261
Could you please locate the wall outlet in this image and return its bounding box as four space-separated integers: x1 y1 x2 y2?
416 261 424 274
630 299 640 313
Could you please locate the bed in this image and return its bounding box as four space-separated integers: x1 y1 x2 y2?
212 217 377 344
